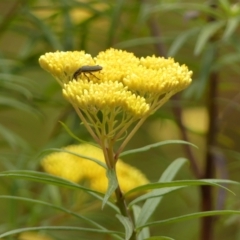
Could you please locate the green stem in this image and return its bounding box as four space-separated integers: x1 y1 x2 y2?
104 139 137 239
73 104 100 145
115 116 148 160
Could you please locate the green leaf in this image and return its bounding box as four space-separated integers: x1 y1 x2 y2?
0 195 106 231
0 170 119 212
144 237 174 240
115 37 166 49
0 170 99 193
134 158 187 228
146 3 222 19
129 186 185 207
219 0 231 12
168 28 199 56
0 123 29 150
116 214 134 240
24 11 63 49
194 21 225 55
59 121 88 144
0 96 39 115
186 44 216 99
223 17 240 40
0 194 122 239
102 168 118 208
120 141 197 158
0 226 124 239
0 77 33 98
126 179 237 197
132 205 150 240
137 210 240 230
39 148 107 169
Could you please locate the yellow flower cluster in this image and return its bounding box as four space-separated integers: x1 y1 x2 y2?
39 48 192 152
39 48 192 118
39 51 94 86
41 144 149 195
63 80 149 118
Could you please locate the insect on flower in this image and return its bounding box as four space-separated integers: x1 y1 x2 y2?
73 65 103 80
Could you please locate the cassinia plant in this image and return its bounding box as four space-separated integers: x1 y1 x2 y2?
1 48 239 240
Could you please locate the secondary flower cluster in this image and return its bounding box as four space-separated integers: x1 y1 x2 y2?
41 144 149 195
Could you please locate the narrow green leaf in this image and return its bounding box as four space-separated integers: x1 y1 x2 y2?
168 28 199 56
160 158 188 182
147 3 222 19
194 21 225 55
138 210 240 229
223 17 240 40
0 195 103 231
0 170 99 193
0 195 122 240
126 179 237 197
0 96 39 115
132 205 150 240
120 141 197 157
59 121 86 143
0 226 124 239
102 168 118 208
25 11 62 49
115 37 166 49
0 170 119 212
1 79 33 98
186 44 216 99
39 148 107 169
116 214 133 240
144 237 174 240
135 158 187 228
129 186 185 207
219 0 231 12
0 124 29 150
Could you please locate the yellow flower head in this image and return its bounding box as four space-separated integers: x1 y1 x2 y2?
41 144 149 195
63 80 149 118
39 51 95 86
39 48 192 112
39 48 192 157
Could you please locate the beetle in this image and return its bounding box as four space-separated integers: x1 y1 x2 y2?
73 65 103 80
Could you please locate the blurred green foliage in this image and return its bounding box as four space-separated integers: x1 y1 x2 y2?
1 0 240 239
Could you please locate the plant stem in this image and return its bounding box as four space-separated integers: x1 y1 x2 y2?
115 185 137 240
104 139 137 239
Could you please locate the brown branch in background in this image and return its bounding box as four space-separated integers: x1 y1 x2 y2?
200 2 220 240
172 96 201 178
147 13 166 57
144 0 201 178
213 150 228 211
201 70 218 240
